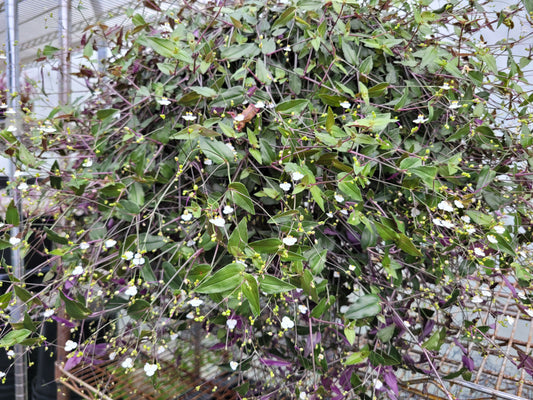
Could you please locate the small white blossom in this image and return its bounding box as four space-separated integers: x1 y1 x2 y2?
186 312 195 319
6 350 14 357
481 289 492 297
182 112 196 121
43 309 54 318
71 265 84 276
132 253 145 266
122 251 134 261
209 217 226 227
449 101 461 110
121 357 134 369
340 209 348 215
226 143 236 153
487 235 498 244
454 200 464 209
440 83 451 90
411 207 421 217
14 170 24 177
0 371 5 378
157 97 171 106
280 316 294 329
181 211 192 221
204 158 213 166
437 200 454 212
64 340 77 352
374 379 383 390
493 225 505 234
506 315 515 325
334 194 344 203
109 352 117 360
144 363 158 377
348 264 356 271
17 182 28 191
518 291 526 300
299 391 308 400
230 361 239 371
526 309 533 318
5 108 15 115
465 225 475 234
413 114 428 124
279 182 291 191
79 242 90 250
104 239 117 248
471 295 483 304
187 239 195 247
340 305 349 313
291 171 304 181
339 101 351 109
283 236 297 246
474 247 485 257
234 114 245 122
461 215 471 223
82 159 93 168
226 319 238 330
6 125 16 132
326 212 333 218
41 124 56 133
157 345 166 355
9 237 21 246
333 271 340 278
223 205 234 215
125 286 138 297
255 101 265 108
298 305 308 314
188 298 203 307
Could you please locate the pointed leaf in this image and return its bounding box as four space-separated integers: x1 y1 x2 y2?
195 263 244 294
344 294 381 320
259 275 296 294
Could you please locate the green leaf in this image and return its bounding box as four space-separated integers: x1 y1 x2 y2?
195 263 245 294
309 249 327 275
344 294 381 320
60 292 92 320
220 44 260 61
96 108 119 120
43 45 60 57
144 36 176 58
228 218 248 256
476 166 496 190
358 82 369 105
190 86 217 98
367 82 389 97
396 233 422 257
242 274 260 317
338 173 363 202
411 166 437 187
400 157 422 170
344 327 356 346
44 228 69 245
276 99 309 114
272 6 296 28
350 113 395 133
128 299 151 320
228 183 255 214
249 239 282 254
310 185 325 211
185 264 212 283
6 200 19 226
359 56 373 75
0 329 32 347
199 137 236 164
138 233 166 251
0 293 12 309
50 160 62 190
422 327 447 351
162 262 182 291
465 210 494 226
344 345 370 365
259 275 296 294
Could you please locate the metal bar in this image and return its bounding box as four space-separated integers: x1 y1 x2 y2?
5 1 27 400
58 0 72 105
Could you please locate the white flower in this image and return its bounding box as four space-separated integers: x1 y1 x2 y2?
326 212 333 218
474 247 485 257
226 143 236 152
481 289 492 297
182 112 196 121
17 182 28 191
340 209 348 215
132 253 145 266
403 320 411 328
493 225 505 234
187 239 195 247
291 171 304 181
229 361 239 371
64 340 77 352
280 316 294 329
340 305 349 313
223 205 234 215
43 309 54 318
449 101 461 110
234 114 245 122
471 295 483 304
333 271 340 278
465 224 475 234
339 101 351 109
41 125 56 133
104 239 117 248
348 264 356 271
157 345 166 354
298 305 308 314
487 235 498 244
109 352 117 360
442 220 455 229
454 200 464 209
6 125 16 132
413 114 428 124
204 158 213 166
506 315 515 325
160 22 173 33
0 371 5 379
181 211 192 221
226 319 238 330
526 309 533 318
334 194 344 203
282 236 297 246
186 312 195 319
279 182 291 191
82 159 93 168
5 108 15 115
121 357 134 369
122 251 134 261
80 242 90 250
14 170 24 177
461 215 471 223
255 101 265 108
518 291 527 300
373 379 383 390
299 391 308 400
411 208 421 217
125 286 138 297
157 97 171 106
5 350 14 358
188 298 204 307
71 265 84 276
144 363 158 377
437 200 454 212
209 217 226 227
440 83 451 90
9 237 21 246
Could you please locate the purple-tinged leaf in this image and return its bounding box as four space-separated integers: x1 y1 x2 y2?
516 349 533 377
64 354 83 371
462 355 474 371
259 358 292 367
383 370 399 395
420 319 435 341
